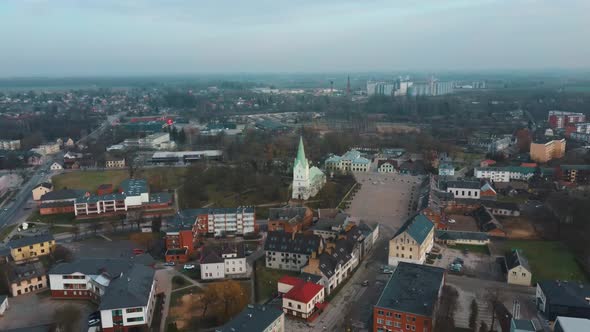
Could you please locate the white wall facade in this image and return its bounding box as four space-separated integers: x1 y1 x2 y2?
447 187 480 199
224 257 246 275
201 262 225 280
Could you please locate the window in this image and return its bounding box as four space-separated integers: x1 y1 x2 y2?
297 304 301 309
522 273 527 277
386 312 392 317
112 310 123 316
407 324 411 330
377 319 384 324
394 322 401 328
126 307 143 313
512 271 517 276
127 317 144 323
394 313 402 319
377 310 384 315
386 320 392 326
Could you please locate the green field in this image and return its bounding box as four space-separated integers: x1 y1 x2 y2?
51 168 186 192
500 240 587 283
254 260 298 303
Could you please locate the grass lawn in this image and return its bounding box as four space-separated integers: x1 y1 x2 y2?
50 225 74 234
27 211 76 224
449 244 490 255
500 240 588 283
254 260 298 302
0 224 16 241
172 276 189 290
169 286 203 305
51 167 186 192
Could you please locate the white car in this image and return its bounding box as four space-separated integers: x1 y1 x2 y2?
183 264 195 270
448 219 456 224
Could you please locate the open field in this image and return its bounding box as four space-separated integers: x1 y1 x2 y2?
497 240 587 283
498 216 540 239
51 167 186 192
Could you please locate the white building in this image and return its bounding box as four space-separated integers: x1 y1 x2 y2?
292 137 326 200
281 279 325 320
122 132 176 150
446 180 481 199
74 179 151 216
200 245 247 280
181 207 255 236
388 214 435 266
474 166 536 183
48 258 157 331
264 232 324 271
33 142 60 155
0 139 20 150
325 150 371 173
50 162 63 171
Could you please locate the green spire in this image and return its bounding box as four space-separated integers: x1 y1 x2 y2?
295 136 308 168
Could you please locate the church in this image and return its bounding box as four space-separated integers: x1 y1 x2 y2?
292 136 326 200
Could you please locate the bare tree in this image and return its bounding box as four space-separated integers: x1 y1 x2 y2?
469 299 479 331
52 304 81 332
485 287 504 332
479 321 488 332
434 285 459 332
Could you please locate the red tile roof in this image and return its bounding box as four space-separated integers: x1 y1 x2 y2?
284 282 323 303
278 275 305 287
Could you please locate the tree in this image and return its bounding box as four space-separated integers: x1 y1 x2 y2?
485 287 504 332
434 285 459 332
130 233 155 251
51 245 74 263
200 280 248 324
479 321 488 332
469 299 479 331
52 305 81 332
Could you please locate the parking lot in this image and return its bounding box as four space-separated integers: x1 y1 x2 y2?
63 237 137 258
348 172 423 236
428 245 504 281
0 291 96 332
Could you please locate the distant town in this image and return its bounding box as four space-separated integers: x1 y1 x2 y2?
1 72 590 332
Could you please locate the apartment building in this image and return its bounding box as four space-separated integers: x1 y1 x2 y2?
325 150 371 173
48 258 157 331
0 139 21 150
373 263 445 332
302 238 358 295
5 262 47 297
548 111 586 129
388 214 434 266
474 166 536 183
264 232 324 271
181 207 256 236
7 234 55 263
530 139 566 163
200 245 247 280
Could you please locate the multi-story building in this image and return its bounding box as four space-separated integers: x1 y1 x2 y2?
39 189 89 215
557 165 590 185
325 150 371 173
468 134 512 153
302 238 357 295
438 163 454 176
6 262 47 297
474 166 537 183
530 139 566 163
505 249 532 286
267 206 313 233
179 207 256 236
407 79 454 97
377 160 397 173
373 262 445 332
536 280 590 321
388 214 434 266
445 180 481 199
548 111 586 129
105 155 125 169
554 316 590 332
48 258 157 332
217 304 285 332
367 81 396 96
264 232 324 271
122 132 176 150
569 132 590 144
0 139 21 150
6 234 55 263
292 137 326 200
280 276 325 320
32 182 53 201
74 193 128 216
164 221 194 263
200 245 247 280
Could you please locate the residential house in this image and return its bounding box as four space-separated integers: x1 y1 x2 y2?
49 162 63 171
310 213 349 241
281 277 325 320
438 163 455 176
26 152 45 166
0 295 7 316
434 230 490 246
445 179 481 199
48 258 157 332
480 182 498 200
64 138 75 148
268 206 313 233
302 238 358 295
505 249 532 286
530 139 566 163
4 262 47 296
7 234 55 263
264 232 324 271
554 316 590 332
325 150 371 173
105 155 125 169
32 182 53 201
536 280 590 320
216 304 285 332
179 207 256 236
200 244 247 280
377 160 398 173
388 214 435 266
373 262 445 332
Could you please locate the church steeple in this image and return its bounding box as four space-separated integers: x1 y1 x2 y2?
295 136 308 168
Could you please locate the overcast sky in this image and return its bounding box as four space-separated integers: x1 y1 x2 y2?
1 0 589 77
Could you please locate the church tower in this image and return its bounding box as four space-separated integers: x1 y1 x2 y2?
292 136 311 200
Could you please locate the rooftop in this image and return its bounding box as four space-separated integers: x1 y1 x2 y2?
98 264 155 310
538 280 590 309
264 231 323 255
7 234 54 249
446 179 481 190
435 230 489 242
120 178 148 196
375 262 445 317
284 281 323 303
40 189 88 201
216 304 283 332
393 214 434 245
505 249 531 272
555 316 590 332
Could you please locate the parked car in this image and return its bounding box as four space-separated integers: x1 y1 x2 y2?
448 218 456 224
453 258 464 265
88 312 101 327
382 269 394 274
361 280 369 286
133 248 145 255
164 261 176 266
183 264 195 270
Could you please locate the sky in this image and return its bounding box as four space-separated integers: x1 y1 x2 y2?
1 0 589 77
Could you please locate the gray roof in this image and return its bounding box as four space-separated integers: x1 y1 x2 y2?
393 214 434 245
446 179 481 190
216 304 283 332
49 258 133 276
435 230 489 242
482 200 520 211
7 261 45 283
375 262 445 316
555 316 590 332
119 178 148 196
299 272 323 284
40 189 87 202
538 280 590 308
98 264 155 310
264 231 323 255
505 249 530 272
7 234 54 249
311 213 348 232
0 294 7 303
318 239 355 278
268 207 308 222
